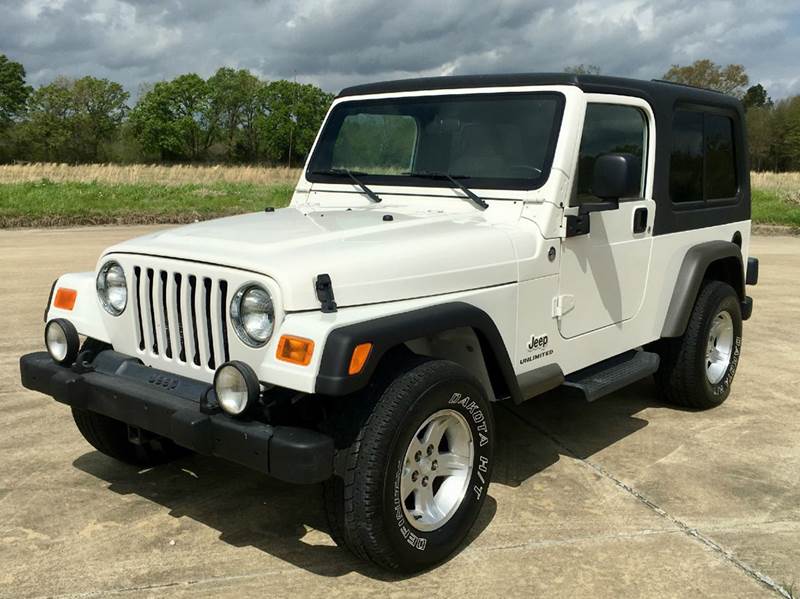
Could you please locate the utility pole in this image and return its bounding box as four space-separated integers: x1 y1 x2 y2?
288 122 293 169
288 70 298 168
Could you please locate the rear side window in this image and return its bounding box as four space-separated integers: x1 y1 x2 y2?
705 115 737 199
669 111 703 203
670 110 738 203
576 104 647 203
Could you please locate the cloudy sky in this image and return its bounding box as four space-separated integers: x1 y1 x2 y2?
2 0 799 99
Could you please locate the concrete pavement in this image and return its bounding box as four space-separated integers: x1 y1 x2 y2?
0 227 797 598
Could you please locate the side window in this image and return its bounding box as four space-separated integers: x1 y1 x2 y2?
575 104 646 204
705 115 737 199
669 111 704 203
670 110 738 204
331 114 418 174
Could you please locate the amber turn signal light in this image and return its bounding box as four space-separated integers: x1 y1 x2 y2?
276 335 314 366
53 288 77 311
348 343 373 375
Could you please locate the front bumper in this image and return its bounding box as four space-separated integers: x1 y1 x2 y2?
19 351 333 484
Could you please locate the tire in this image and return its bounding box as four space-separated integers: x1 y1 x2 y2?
655 280 743 409
323 359 495 572
71 408 188 466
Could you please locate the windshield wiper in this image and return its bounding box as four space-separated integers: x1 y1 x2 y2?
309 168 382 203
405 171 489 210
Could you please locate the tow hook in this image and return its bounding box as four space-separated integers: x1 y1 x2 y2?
71 350 96 374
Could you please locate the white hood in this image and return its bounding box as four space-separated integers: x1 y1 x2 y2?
102 205 519 311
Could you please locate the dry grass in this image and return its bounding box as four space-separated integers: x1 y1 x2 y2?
0 163 302 187
3 163 798 199
751 171 800 204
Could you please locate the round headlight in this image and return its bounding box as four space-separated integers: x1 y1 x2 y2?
230 284 274 347
214 361 260 416
45 318 80 365
96 260 127 316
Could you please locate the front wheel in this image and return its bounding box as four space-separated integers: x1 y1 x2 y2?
323 360 494 572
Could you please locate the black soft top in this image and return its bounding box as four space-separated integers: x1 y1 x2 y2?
337 73 742 110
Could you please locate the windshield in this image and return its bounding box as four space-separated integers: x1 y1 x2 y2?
307 92 565 190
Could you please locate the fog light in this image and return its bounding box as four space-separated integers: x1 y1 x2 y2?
214 361 260 416
45 318 80 365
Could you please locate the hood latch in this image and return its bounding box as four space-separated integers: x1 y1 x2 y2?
315 274 338 313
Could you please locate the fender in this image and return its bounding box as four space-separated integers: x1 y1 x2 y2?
661 240 744 338
46 272 111 343
315 301 524 402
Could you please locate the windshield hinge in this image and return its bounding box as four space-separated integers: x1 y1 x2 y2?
315 274 338 313
552 294 575 319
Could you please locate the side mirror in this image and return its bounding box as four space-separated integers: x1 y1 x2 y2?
591 153 641 201
565 153 642 238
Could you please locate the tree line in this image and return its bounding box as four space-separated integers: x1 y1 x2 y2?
1 54 799 171
0 55 333 165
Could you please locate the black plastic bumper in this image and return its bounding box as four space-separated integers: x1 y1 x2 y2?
746 257 759 286
19 351 333 484
741 296 753 321
742 256 758 321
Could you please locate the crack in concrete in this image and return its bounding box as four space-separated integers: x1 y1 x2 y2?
478 528 683 553
45 573 264 599
504 405 794 599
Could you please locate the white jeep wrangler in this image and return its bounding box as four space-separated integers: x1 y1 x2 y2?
21 73 759 572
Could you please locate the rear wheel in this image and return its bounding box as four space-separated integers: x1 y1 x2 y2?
72 408 188 466
323 359 494 572
655 280 743 409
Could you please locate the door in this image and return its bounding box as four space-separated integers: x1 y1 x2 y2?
558 96 655 339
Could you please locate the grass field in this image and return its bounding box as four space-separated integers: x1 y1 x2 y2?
751 171 800 228
0 180 295 227
0 163 798 229
0 164 299 227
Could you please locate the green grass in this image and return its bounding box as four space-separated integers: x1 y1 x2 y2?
751 188 800 228
1 179 798 229
0 180 294 227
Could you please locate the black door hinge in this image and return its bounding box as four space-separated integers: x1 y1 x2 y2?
565 214 590 237
315 274 338 313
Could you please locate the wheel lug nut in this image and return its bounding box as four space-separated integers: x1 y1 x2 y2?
414 450 421 462
411 471 419 482
426 444 434 456
431 460 438 471
421 476 429 487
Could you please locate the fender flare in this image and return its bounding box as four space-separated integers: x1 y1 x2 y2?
314 301 523 402
661 240 744 338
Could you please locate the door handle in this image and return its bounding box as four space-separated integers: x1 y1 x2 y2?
633 207 648 234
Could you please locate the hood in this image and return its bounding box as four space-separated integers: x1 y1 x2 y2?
103 206 519 311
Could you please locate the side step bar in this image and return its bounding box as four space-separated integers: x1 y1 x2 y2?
563 350 660 402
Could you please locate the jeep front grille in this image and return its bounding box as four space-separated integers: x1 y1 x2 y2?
132 266 230 371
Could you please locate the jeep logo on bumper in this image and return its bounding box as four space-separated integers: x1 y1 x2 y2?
148 373 179 390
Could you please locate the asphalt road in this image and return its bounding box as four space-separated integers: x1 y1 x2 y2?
1 227 797 598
